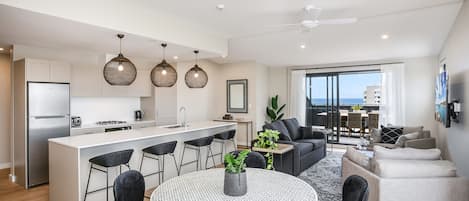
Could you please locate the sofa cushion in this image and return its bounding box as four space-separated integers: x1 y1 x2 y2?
296 139 325 150
282 118 302 140
295 142 314 156
402 126 424 134
380 126 403 144
374 146 441 160
266 121 292 141
374 159 457 178
345 147 371 170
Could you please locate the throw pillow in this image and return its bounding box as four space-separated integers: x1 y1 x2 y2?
395 132 421 147
380 125 403 144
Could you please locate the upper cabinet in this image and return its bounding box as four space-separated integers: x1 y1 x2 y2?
101 69 152 97
25 59 71 83
70 64 101 97
20 57 152 97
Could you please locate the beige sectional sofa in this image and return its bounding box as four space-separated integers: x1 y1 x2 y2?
342 146 469 201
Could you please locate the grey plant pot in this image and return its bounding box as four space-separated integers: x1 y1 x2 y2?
223 171 247 196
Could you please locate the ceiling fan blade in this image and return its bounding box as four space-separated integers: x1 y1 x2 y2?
317 18 358 25
265 23 302 28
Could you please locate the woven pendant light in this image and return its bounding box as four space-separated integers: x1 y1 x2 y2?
151 43 177 87
103 34 137 86
185 50 208 88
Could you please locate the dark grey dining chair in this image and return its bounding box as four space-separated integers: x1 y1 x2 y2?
343 175 369 201
226 151 267 169
113 170 145 201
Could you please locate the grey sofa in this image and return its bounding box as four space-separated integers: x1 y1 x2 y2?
263 118 327 176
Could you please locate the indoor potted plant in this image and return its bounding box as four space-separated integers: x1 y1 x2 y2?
254 129 280 170
223 149 250 196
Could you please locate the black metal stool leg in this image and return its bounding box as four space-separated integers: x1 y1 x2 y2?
178 144 186 175
139 153 145 172
171 153 179 175
161 155 165 182
84 164 93 201
105 168 109 201
157 155 161 185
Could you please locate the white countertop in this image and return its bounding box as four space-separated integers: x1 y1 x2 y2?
71 120 156 130
50 121 236 149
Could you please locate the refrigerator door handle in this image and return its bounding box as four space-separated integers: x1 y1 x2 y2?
31 115 69 119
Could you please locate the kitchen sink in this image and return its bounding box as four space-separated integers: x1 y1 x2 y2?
164 124 188 129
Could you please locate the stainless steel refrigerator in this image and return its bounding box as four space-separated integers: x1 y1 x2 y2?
27 82 70 187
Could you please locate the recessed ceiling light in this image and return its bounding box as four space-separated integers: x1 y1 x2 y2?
216 4 225 10
300 44 306 49
173 56 179 60
381 34 389 40
0 48 4 51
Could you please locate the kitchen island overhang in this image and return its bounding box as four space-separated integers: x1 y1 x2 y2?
48 121 237 201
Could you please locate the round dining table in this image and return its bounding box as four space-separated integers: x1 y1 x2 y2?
151 168 318 201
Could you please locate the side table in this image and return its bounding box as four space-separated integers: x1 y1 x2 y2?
252 143 294 171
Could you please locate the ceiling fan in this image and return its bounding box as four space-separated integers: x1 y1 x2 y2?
269 5 358 31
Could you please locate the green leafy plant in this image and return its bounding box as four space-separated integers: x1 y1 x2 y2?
266 95 286 122
254 129 280 170
224 150 251 174
352 104 363 111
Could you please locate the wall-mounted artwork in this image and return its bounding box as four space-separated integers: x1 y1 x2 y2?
435 64 450 128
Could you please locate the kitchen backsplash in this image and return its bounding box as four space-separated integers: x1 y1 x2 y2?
71 97 141 125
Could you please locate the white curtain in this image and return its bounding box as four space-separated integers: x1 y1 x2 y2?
379 63 406 126
289 70 306 126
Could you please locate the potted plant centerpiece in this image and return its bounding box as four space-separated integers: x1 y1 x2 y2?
254 129 280 170
223 150 251 196
352 104 363 112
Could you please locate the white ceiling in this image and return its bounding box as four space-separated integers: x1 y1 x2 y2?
0 0 464 67
0 5 218 62
150 0 463 67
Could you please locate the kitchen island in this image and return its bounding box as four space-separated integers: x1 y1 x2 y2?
48 121 237 201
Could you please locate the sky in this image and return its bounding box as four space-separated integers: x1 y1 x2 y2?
308 72 382 99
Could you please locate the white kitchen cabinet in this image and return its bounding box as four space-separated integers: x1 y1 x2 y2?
49 61 71 83
70 64 101 97
101 70 152 97
24 58 71 83
25 59 50 82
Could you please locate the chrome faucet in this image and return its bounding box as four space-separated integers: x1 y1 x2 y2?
179 107 187 127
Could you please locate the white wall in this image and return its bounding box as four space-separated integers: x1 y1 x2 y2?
0 53 11 169
438 0 469 177
176 60 221 122
268 67 289 116
70 97 140 125
403 57 438 138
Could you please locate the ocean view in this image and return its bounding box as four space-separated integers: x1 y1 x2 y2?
310 98 364 105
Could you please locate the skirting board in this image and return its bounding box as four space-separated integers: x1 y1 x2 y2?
0 162 11 170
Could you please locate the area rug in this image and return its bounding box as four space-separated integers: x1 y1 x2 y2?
298 151 344 201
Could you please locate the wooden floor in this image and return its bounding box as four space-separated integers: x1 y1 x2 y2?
0 169 49 201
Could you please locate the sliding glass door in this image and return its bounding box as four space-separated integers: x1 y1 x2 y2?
306 73 340 143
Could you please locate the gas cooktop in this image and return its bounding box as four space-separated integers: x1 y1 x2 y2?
95 121 128 125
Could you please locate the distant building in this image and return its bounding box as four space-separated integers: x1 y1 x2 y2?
363 86 381 105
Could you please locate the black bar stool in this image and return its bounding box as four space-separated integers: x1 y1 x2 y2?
211 130 237 163
84 149 134 201
139 141 179 185
178 136 216 175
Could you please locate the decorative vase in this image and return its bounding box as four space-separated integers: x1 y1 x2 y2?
223 171 247 196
